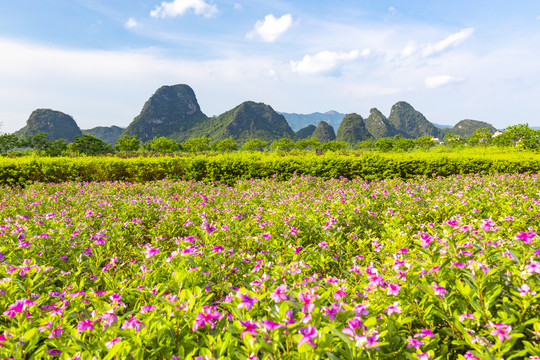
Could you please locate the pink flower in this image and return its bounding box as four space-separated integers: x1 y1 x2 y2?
100 310 118 329
3 298 35 318
385 301 402 315
297 325 318 348
519 284 537 296
432 282 447 299
270 284 288 303
48 349 62 356
464 351 481 360
140 305 157 314
459 313 475 321
342 317 366 343
298 291 316 314
387 283 401 296
322 302 342 321
142 246 160 258
515 231 536 244
407 337 424 349
414 329 435 339
490 324 511 342
261 233 271 239
417 353 431 360
105 337 123 348
526 261 540 274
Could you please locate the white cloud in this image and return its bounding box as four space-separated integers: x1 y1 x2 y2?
401 40 417 57
290 49 366 74
537 15 540 20
423 27 474 57
388 7 397 15
425 75 464 88
125 18 138 28
247 14 292 42
234 3 242 10
150 0 217 18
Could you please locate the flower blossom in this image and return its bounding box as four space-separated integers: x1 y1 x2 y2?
297 325 318 348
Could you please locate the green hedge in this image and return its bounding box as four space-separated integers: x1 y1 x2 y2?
1 152 540 185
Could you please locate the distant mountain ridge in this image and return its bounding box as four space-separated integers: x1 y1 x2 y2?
13 84 502 144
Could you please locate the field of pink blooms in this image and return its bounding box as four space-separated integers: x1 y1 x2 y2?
1 174 539 360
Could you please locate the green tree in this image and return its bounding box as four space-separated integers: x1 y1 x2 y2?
393 135 415 152
415 136 436 150
0 134 20 154
270 138 296 152
146 136 180 153
375 137 394 152
322 140 347 151
357 139 376 151
115 135 141 153
444 133 465 149
468 128 493 148
295 139 311 150
181 137 210 153
68 134 114 156
242 138 268 152
213 138 238 153
499 124 539 150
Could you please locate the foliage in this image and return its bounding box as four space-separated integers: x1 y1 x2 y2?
0 134 20 154
182 137 210 153
242 139 268 152
270 138 296 152
213 138 238 153
414 136 437 150
493 124 540 150
2 149 540 185
468 128 493 148
115 135 141 153
68 134 114 156
16 108 82 142
0 174 539 359
444 133 465 149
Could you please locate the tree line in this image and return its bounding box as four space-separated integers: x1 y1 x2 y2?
1 124 539 156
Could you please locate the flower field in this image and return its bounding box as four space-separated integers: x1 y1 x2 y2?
1 174 539 359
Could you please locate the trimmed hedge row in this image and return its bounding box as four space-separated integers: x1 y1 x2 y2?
1 153 540 185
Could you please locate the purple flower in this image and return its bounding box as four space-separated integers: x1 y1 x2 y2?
142 246 160 259
3 298 35 318
237 291 258 310
100 310 118 329
261 319 284 331
48 349 62 356
239 320 259 338
122 317 145 332
140 305 157 314
193 306 221 331
297 325 318 348
48 327 64 339
76 319 95 333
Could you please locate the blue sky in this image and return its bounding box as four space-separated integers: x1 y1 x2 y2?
1 0 539 133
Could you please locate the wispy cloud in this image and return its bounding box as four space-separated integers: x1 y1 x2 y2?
125 18 138 28
150 0 218 18
247 14 293 42
425 75 464 88
290 49 368 74
400 40 417 57
388 7 397 15
422 28 474 57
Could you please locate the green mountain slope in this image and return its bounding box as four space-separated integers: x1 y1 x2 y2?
336 113 373 143
364 108 397 139
16 109 82 142
439 119 498 138
387 101 440 138
82 126 124 145
123 84 208 142
311 121 336 142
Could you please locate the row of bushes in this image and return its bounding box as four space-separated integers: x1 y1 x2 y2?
1 152 540 185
